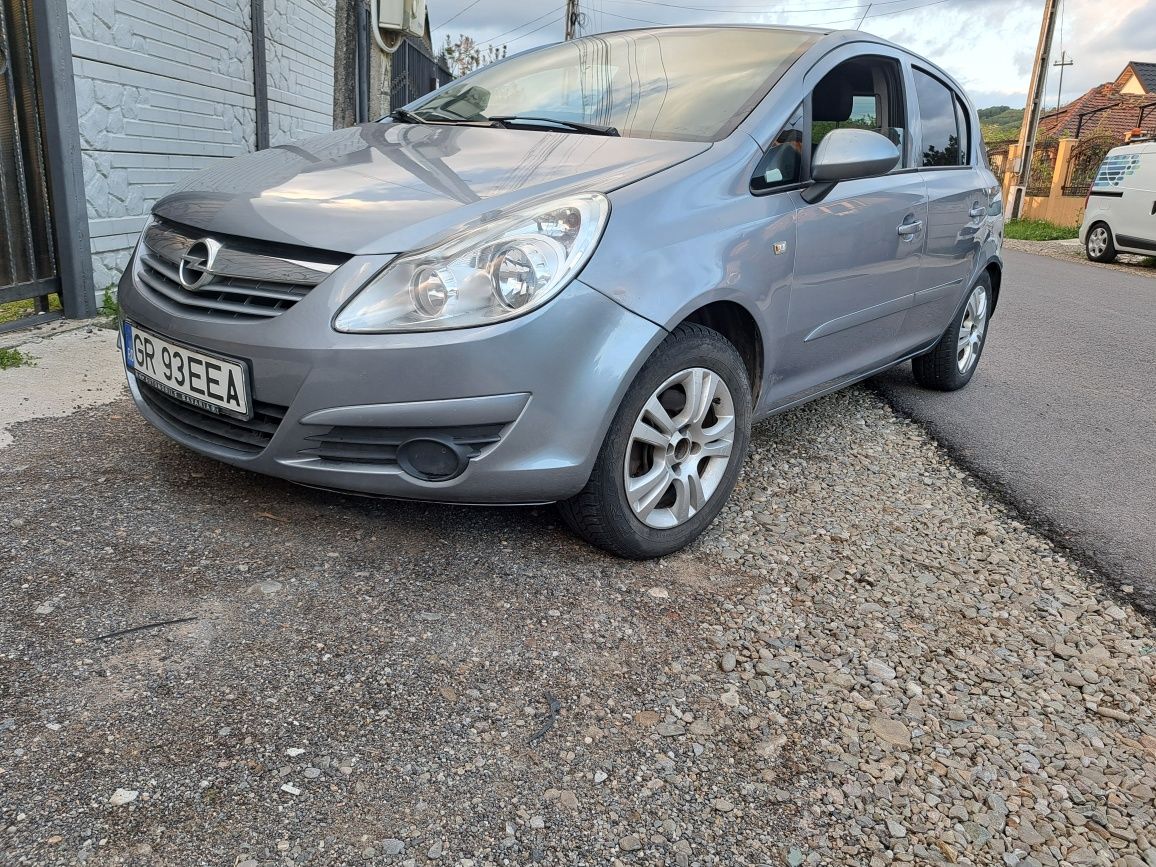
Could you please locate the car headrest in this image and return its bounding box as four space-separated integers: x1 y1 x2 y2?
813 76 852 122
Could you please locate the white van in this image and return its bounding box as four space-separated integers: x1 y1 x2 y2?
1080 140 1156 262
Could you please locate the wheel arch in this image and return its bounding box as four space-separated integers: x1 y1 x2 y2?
983 259 1003 315
676 300 764 403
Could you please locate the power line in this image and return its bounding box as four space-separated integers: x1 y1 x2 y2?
815 0 953 27
597 8 664 25
475 7 564 46
478 12 565 49
434 0 485 30
595 0 955 30
602 0 944 15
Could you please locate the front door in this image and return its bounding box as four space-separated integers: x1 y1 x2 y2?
784 173 928 397
0 0 58 320
774 52 928 401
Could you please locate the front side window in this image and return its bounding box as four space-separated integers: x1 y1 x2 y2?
751 56 909 194
914 69 966 167
752 103 805 192
809 57 907 157
403 28 819 142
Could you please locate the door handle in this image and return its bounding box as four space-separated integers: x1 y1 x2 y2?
969 204 987 218
897 219 923 238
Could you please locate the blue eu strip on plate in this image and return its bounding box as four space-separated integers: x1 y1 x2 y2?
122 320 135 369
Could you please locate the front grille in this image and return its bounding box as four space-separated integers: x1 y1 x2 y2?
134 217 347 322
298 424 505 466
138 379 288 455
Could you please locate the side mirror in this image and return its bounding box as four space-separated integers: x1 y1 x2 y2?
803 128 901 203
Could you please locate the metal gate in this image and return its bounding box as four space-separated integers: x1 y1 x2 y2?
0 0 59 329
390 37 452 110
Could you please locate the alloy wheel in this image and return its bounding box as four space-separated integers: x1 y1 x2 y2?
957 285 988 374
1087 226 1109 258
623 367 736 529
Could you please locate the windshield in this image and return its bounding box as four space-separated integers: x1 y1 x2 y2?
401 28 818 142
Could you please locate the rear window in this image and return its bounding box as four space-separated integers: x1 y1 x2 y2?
914 69 966 167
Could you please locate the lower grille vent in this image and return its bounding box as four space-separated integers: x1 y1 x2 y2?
138 379 288 454
299 424 505 467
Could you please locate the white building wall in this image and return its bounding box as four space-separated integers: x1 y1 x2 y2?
67 0 337 293
265 0 336 146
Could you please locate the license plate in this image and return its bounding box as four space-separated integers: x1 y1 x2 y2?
123 321 251 419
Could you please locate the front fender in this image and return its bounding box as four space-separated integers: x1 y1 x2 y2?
580 134 796 401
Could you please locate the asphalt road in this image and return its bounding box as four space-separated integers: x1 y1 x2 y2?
875 249 1156 611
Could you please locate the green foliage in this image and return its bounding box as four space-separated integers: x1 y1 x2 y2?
100 290 120 319
978 105 1024 144
0 348 31 370
1004 219 1078 241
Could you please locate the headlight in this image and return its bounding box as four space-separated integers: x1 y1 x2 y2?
333 193 609 333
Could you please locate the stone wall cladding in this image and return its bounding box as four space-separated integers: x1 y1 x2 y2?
265 0 336 146
68 0 337 291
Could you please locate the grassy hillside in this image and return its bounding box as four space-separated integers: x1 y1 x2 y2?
979 105 1024 144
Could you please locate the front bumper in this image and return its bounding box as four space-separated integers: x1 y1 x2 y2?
118 257 665 504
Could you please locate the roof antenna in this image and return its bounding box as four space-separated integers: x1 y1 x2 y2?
856 2 873 30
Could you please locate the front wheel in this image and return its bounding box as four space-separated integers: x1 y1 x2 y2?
559 323 752 559
912 275 992 391
1085 222 1117 263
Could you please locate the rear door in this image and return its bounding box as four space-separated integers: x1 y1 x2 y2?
906 67 989 345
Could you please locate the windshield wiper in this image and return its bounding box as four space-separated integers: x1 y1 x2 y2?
388 109 499 128
388 108 429 125
488 115 620 136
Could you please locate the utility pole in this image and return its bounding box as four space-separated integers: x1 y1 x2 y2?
1010 0 1061 219
1053 50 1074 110
564 0 580 40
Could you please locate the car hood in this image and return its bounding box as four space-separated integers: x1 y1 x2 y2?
152 123 710 255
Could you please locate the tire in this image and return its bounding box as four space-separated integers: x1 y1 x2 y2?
912 274 992 391
559 323 753 559
1085 222 1117 263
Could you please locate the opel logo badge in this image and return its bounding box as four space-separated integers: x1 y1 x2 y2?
177 238 221 290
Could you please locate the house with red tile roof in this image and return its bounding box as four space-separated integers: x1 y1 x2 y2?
990 61 1155 227
1038 61 1156 141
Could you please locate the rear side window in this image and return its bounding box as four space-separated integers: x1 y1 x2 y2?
914 69 966 167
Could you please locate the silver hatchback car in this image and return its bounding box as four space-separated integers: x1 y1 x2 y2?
118 25 1004 558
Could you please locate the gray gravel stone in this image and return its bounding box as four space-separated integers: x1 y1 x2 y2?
2 387 1154 866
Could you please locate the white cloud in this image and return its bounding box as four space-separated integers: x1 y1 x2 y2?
430 0 1156 108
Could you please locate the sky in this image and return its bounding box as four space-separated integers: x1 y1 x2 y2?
428 0 1156 109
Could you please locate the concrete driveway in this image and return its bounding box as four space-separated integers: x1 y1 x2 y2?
875 248 1156 612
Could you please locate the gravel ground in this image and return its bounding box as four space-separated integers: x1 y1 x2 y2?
2 386 1154 867
1002 239 1156 278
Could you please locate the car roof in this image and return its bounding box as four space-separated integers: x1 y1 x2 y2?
573 25 965 98
1109 140 1156 153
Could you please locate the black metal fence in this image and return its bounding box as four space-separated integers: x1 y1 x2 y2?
1024 140 1059 197
1062 134 1122 198
390 37 452 110
0 0 61 331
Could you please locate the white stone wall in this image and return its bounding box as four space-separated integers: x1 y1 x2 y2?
68 0 337 292
265 0 336 146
